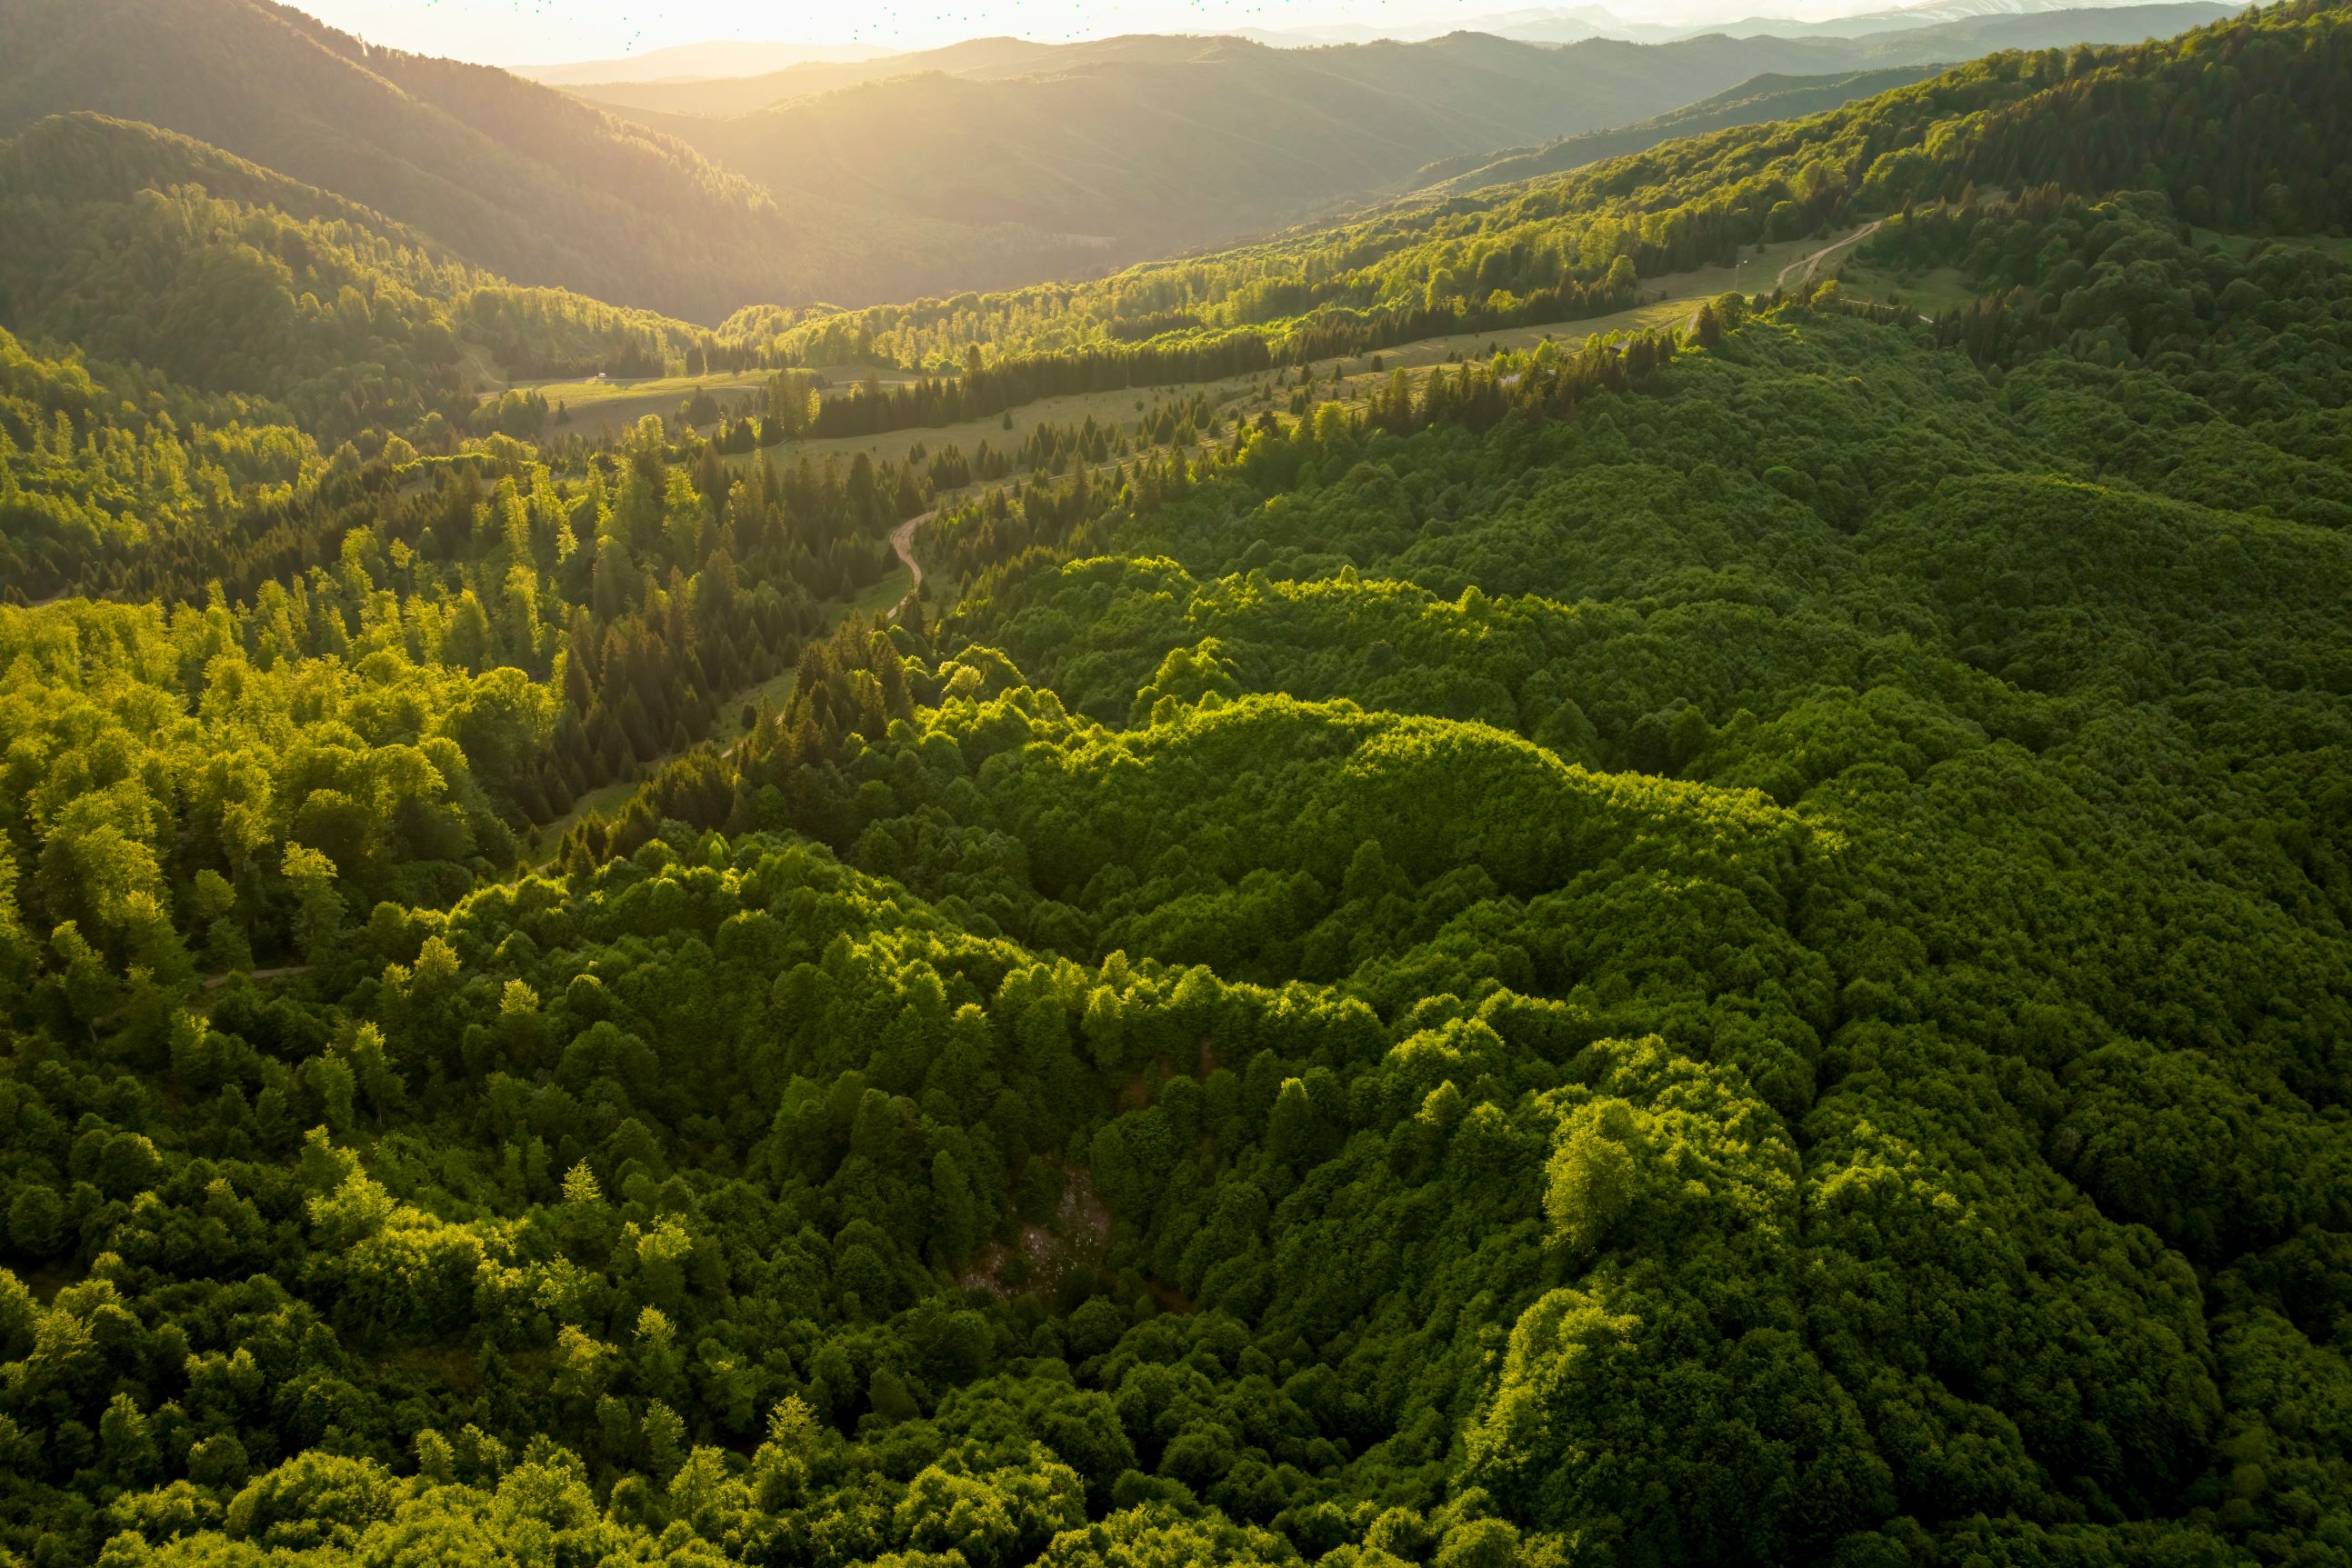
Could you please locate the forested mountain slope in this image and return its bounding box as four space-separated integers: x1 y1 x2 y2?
2 4 2351 1568
613 5 2228 259
725 1 2338 375
0 0 2234 314
0 113 766 443
0 0 1106 318
1408 65 1945 195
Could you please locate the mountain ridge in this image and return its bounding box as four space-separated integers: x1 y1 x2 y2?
592 5 2229 270
0 0 1111 319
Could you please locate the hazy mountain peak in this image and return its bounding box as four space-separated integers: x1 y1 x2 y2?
513 39 899 86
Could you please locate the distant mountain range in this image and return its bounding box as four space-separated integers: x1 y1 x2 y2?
1236 0 2222 45
568 3 2230 267
1658 0 2213 42
0 0 2234 320
566 37 1090 120
1406 63 1946 193
522 0 2217 72
563 1 2228 121
513 41 896 87
0 0 1107 319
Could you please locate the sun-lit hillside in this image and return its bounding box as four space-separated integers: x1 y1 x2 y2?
1 4 2349 1567
584 5 2228 261
0 0 1109 317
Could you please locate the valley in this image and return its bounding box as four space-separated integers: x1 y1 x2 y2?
0 4 2348 1567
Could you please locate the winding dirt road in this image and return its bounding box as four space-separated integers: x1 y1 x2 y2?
201 964 308 990
1778 220 1884 289
886 513 927 622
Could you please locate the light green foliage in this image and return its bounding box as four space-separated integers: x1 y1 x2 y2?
1542 1099 1636 1255
4 7 2352 1567
0 596 543 977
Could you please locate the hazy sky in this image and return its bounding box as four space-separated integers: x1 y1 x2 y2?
301 0 1884 65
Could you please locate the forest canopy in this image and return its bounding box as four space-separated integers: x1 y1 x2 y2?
1 4 2350 1568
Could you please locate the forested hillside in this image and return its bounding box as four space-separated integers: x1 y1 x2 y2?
723 3 2344 375
0 0 1106 317
0 112 780 451
601 5 2227 262
1408 65 1944 195
2 4 2351 1568
0 0 2236 315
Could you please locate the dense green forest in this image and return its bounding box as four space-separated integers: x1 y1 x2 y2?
3 3 2352 1566
0 113 777 438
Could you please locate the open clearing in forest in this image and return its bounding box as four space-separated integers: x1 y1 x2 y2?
529 232 1947 464
502 363 926 441
1823 258 1977 315
508 372 767 440
1778 221 1882 287
722 232 1902 485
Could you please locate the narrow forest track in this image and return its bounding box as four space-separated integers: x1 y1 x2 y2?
1778 220 1883 289
530 514 935 867
886 512 929 622
89 963 311 1037
201 964 309 990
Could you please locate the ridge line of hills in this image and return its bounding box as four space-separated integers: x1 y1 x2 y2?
0 4 2349 1566
0 0 2235 321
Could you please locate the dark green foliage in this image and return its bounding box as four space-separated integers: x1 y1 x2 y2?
4 7 2352 1567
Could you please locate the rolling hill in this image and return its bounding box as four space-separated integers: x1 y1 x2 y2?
3 5 2352 1568
513 40 898 87
585 5 2231 261
562 36 1074 118
1407 65 1947 195
0 0 1108 319
0 112 756 433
